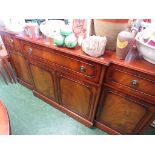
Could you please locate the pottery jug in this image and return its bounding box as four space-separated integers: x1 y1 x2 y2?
93 19 129 50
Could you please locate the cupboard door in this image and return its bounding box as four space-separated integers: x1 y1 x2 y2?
96 87 154 134
10 52 33 85
29 63 56 101
57 73 97 119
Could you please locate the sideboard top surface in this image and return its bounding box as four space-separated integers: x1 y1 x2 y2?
1 28 155 77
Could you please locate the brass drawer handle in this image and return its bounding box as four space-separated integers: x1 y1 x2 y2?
131 80 138 87
80 66 86 73
28 48 32 54
10 39 14 44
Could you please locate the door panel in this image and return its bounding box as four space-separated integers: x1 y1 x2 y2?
96 88 153 134
29 64 56 101
58 74 97 119
10 52 32 85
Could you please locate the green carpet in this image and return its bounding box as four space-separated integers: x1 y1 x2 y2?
0 76 107 135
0 76 154 135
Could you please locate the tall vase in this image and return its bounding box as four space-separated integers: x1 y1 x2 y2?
93 19 129 50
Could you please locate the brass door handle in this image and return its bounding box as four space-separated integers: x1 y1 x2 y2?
80 66 86 73
131 80 138 87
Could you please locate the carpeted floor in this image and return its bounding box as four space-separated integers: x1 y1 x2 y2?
0 76 154 135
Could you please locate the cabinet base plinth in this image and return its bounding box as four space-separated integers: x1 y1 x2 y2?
94 120 121 135
17 78 33 90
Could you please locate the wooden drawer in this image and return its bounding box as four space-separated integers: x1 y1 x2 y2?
22 42 103 83
3 34 14 49
3 34 22 51
106 64 155 103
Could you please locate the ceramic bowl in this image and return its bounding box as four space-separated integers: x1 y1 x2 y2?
136 32 155 64
39 20 64 38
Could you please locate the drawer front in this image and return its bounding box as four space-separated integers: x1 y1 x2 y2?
23 42 102 83
106 64 155 102
3 35 14 49
3 35 22 52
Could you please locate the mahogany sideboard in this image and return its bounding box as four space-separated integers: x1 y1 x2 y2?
1 28 155 135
